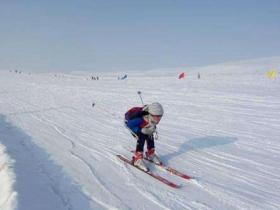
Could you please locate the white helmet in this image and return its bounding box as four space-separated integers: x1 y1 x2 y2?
148 102 164 116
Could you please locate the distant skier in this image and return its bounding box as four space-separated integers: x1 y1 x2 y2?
125 102 164 171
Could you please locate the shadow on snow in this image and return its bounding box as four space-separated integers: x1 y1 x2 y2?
0 114 96 210
162 136 237 163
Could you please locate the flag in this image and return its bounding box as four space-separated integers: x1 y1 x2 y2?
266 69 277 79
178 72 185 79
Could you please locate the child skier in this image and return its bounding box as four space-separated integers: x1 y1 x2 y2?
125 102 164 171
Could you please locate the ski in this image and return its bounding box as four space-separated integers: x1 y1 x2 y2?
117 155 180 189
144 157 192 180
130 150 192 180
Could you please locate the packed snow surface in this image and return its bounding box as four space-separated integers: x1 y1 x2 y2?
0 57 280 210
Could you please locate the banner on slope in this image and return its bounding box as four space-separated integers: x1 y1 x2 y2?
178 72 185 79
266 69 277 79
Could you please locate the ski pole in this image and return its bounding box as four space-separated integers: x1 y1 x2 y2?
137 91 144 105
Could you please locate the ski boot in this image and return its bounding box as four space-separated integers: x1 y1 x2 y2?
133 151 149 172
146 148 162 165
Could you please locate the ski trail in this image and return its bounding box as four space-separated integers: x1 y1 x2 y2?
25 110 130 209
120 163 171 210
69 153 130 210
29 111 121 163
0 115 95 210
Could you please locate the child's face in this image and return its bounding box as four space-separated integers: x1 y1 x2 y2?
150 114 162 124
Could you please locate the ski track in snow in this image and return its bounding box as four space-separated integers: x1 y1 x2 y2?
27 112 130 209
1 57 280 209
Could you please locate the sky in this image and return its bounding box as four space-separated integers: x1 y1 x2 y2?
0 0 279 72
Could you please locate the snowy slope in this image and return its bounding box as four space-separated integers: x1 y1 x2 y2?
0 144 17 210
0 57 280 210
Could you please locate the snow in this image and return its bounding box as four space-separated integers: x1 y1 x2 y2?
0 57 280 210
0 144 17 210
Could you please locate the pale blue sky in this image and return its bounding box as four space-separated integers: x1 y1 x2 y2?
0 0 279 72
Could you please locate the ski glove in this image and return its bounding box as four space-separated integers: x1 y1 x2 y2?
141 123 156 135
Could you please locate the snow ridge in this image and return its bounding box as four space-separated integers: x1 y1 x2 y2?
0 144 17 210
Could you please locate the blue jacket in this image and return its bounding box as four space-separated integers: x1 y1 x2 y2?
127 117 145 134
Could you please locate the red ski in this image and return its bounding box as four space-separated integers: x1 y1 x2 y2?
117 155 180 189
143 157 192 180
130 151 192 180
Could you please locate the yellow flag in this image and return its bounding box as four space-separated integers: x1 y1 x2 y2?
266 69 277 79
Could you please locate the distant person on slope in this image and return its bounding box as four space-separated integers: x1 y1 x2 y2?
125 102 164 171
